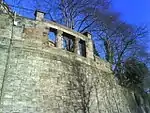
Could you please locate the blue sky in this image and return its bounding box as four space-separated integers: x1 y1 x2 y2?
111 0 150 50
5 0 150 27
112 0 150 25
4 0 150 50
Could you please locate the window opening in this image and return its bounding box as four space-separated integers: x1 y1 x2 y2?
79 39 86 57
48 28 57 46
62 33 74 52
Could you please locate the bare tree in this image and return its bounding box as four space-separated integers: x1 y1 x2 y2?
91 11 148 72
67 73 94 113
55 0 111 31
65 61 99 113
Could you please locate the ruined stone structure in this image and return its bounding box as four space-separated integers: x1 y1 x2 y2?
0 11 149 113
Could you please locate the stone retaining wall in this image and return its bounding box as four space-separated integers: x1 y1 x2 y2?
0 13 149 113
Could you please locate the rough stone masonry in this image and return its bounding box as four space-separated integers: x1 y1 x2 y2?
0 11 149 113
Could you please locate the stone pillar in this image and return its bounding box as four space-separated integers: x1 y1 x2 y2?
56 30 63 49
0 0 3 9
74 38 80 55
35 10 45 21
84 32 94 59
0 0 7 13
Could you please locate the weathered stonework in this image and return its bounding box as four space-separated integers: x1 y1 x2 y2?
0 12 149 113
